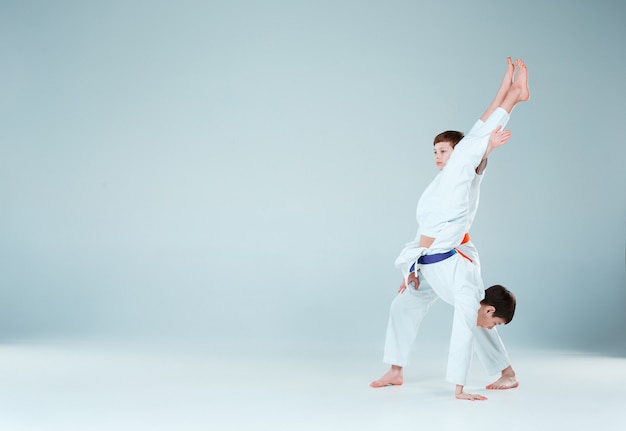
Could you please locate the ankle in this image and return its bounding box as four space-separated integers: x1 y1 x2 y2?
501 366 516 377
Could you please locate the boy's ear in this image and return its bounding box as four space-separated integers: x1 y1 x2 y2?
485 305 496 315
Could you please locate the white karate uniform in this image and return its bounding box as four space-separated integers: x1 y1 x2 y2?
387 107 511 386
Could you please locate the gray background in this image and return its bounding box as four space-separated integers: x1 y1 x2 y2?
1 0 624 355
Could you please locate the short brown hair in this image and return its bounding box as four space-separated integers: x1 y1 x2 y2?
481 284 516 323
433 130 464 149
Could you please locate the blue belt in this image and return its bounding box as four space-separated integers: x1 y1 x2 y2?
409 249 457 272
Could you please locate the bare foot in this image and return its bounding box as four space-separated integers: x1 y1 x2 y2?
495 57 514 101
486 375 519 390
499 59 530 113
370 365 403 388
511 58 530 102
480 57 515 121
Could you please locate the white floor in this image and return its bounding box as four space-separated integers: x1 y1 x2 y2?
0 340 624 431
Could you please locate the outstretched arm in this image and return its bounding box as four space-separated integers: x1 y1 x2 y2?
476 126 512 175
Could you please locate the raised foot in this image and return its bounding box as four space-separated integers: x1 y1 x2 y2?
486 375 519 390
495 57 514 99
512 58 530 102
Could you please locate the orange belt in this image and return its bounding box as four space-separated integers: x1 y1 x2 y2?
455 232 472 262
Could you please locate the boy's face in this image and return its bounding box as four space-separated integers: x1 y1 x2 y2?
434 141 454 170
476 304 507 329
